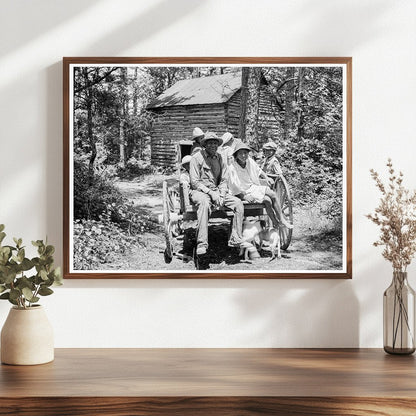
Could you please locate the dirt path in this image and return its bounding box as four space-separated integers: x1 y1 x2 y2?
107 176 343 272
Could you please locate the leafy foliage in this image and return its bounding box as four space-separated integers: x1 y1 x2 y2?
0 224 62 308
73 219 136 270
261 67 344 223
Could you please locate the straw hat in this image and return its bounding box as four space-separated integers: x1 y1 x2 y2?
221 132 234 146
263 141 278 151
233 141 252 156
192 127 205 140
181 155 192 165
201 132 223 147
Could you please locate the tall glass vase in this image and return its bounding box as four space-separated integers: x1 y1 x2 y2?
383 271 416 355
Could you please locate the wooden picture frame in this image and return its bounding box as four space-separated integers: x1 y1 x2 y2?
63 57 352 279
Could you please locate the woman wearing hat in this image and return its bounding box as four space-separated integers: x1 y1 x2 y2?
261 141 283 178
219 132 241 165
228 142 293 230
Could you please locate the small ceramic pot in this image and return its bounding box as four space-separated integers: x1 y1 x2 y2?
1 305 54 365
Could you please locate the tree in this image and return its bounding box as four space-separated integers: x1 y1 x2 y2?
238 67 262 149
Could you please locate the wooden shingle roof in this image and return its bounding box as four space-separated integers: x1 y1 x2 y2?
147 72 242 109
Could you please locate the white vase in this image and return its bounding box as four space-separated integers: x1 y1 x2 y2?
1 305 54 365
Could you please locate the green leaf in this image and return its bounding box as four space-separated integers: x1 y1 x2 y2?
38 287 54 296
0 224 5 232
9 288 21 301
17 248 25 263
2 270 17 285
50 267 63 285
45 245 55 256
13 237 22 248
39 269 48 281
21 258 34 271
17 276 35 291
0 232 5 244
22 287 34 301
32 240 43 247
0 285 6 294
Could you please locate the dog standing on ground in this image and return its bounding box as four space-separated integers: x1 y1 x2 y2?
239 218 261 260
257 222 281 261
240 218 281 261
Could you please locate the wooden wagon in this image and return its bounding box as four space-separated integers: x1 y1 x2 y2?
162 140 293 269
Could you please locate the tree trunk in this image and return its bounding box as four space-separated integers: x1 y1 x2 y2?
119 119 126 168
133 67 138 116
296 67 304 141
119 67 128 168
82 68 96 186
238 68 262 149
284 67 296 141
238 68 249 141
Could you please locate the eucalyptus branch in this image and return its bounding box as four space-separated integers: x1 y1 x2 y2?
0 225 62 309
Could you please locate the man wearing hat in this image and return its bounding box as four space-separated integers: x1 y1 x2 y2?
261 141 283 178
189 132 244 256
191 127 204 155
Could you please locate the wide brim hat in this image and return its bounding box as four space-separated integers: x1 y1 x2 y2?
233 141 252 156
201 132 223 147
263 141 278 151
192 127 205 140
221 132 234 146
181 155 192 165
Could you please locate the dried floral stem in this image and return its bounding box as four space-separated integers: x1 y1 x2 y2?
366 159 416 272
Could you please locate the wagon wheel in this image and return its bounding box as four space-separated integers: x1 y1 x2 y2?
274 176 293 250
168 187 181 237
162 181 174 263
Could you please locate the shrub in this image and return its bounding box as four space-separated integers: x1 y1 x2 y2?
73 219 136 270
73 160 124 221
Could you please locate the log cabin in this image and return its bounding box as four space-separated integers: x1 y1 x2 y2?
147 71 279 167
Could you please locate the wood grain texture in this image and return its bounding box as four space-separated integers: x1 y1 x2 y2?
62 57 352 280
1 397 416 416
1 349 416 414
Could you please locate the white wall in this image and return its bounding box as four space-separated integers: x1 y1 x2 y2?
1 0 415 348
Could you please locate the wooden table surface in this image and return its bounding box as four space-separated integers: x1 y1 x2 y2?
1 348 415 415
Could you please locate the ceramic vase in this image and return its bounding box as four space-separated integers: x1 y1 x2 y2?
1 305 54 365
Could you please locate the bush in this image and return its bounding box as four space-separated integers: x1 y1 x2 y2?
73 219 136 270
74 160 124 221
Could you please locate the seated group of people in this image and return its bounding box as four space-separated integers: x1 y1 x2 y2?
180 127 292 257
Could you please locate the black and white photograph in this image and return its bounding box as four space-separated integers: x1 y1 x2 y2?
63 58 352 278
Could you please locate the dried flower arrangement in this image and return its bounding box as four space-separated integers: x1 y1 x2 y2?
367 159 416 272
367 159 416 354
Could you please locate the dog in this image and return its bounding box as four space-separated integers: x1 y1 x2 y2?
239 218 261 261
257 221 281 261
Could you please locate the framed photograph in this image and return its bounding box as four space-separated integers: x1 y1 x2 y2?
63 57 352 279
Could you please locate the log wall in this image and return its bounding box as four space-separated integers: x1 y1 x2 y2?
226 87 281 145
150 88 281 167
150 104 227 167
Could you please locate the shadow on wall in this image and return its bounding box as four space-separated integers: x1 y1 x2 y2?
45 0 205 264
291 0 394 52
84 0 204 55
0 0 101 57
233 280 359 348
